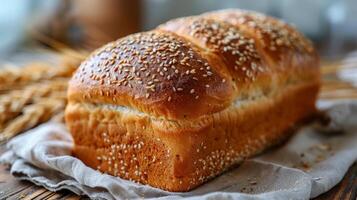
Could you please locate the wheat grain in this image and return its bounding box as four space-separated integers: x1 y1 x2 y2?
0 99 65 141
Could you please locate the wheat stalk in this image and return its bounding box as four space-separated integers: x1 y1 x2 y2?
0 98 65 141
0 78 68 128
0 63 74 93
0 47 84 141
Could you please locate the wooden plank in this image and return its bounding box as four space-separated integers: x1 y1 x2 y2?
0 142 73 200
46 192 70 200
30 190 55 200
0 141 31 199
33 189 73 200
21 188 49 200
59 193 83 200
7 186 46 200
2 179 71 200
0 165 33 199
0 141 49 200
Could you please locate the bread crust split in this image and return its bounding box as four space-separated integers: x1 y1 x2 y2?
65 9 320 192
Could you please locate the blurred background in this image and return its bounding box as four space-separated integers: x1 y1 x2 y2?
0 0 357 61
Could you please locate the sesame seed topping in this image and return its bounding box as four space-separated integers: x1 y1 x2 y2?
77 26 233 120
162 17 265 82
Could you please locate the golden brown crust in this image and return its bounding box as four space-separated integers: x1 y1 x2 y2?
158 17 273 97
68 9 319 120
202 9 320 83
65 81 319 192
203 9 315 60
68 30 233 120
65 9 321 192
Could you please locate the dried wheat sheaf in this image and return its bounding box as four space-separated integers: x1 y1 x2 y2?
0 53 83 142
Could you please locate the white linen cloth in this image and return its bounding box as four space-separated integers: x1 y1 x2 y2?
1 100 357 200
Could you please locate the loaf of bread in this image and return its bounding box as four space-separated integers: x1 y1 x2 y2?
65 9 320 192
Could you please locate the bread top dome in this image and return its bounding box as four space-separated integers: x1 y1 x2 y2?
68 9 318 120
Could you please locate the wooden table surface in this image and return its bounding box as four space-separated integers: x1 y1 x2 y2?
0 61 356 199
